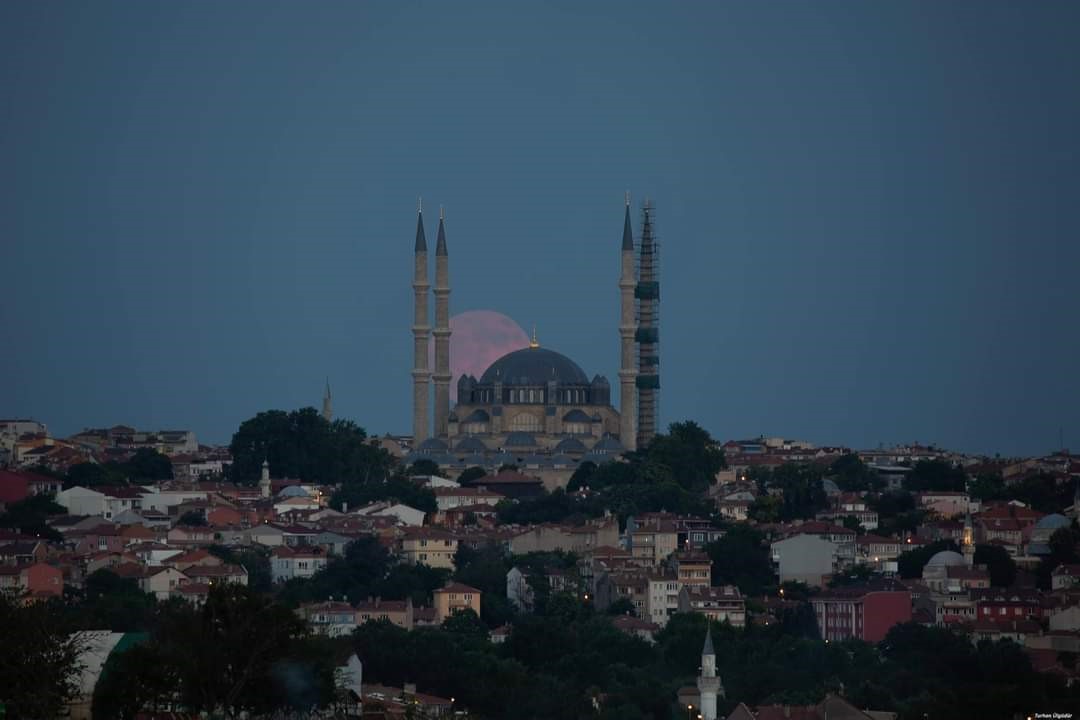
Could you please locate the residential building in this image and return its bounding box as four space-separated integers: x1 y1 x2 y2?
811 579 911 642
771 534 837 587
433 582 481 623
399 527 458 570
677 585 746 628
298 601 359 637
270 545 328 582
355 596 414 630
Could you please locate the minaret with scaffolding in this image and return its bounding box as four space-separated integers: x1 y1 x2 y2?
635 200 660 449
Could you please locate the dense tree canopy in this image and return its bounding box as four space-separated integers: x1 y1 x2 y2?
0 595 84 719
229 407 394 485
705 523 775 595
905 459 966 492
897 539 958 579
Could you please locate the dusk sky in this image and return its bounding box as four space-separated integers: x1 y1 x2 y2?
2 2 1077 456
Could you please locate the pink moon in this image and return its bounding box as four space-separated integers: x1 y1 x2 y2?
429 310 531 401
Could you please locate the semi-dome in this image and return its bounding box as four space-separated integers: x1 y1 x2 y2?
479 347 590 386
925 550 966 568
454 436 490 453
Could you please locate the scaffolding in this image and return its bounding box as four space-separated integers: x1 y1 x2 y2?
635 201 660 449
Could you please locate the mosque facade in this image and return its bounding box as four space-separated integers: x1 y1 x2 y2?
406 197 659 477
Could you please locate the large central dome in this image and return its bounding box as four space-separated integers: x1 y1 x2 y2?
479 347 590 386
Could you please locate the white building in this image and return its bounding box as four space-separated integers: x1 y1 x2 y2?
771 534 837 587
271 546 328 582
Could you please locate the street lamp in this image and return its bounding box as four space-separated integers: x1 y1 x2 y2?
687 704 693 720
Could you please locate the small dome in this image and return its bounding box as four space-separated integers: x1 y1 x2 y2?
553 437 587 454
416 437 449 453
592 435 624 453
550 453 576 467
1036 513 1071 530
487 452 515 467
521 454 547 467
278 486 310 498
463 409 491 423
461 455 487 468
925 550 966 568
562 409 592 423
454 437 490 453
504 432 538 448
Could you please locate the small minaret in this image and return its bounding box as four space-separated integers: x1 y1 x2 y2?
635 200 660 449
618 193 638 452
260 459 271 499
322 378 333 422
412 201 431 443
962 506 975 568
433 206 452 439
697 626 722 720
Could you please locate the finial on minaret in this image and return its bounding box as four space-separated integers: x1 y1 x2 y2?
625 190 631 207
439 204 445 220
529 324 539 348
418 196 422 214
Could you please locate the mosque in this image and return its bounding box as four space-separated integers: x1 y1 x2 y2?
404 197 660 477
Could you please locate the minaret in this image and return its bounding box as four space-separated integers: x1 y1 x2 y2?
260 459 271 499
635 200 660 449
697 626 722 720
962 505 975 568
412 201 431 443
322 378 333 422
433 206 452 439
618 193 638 452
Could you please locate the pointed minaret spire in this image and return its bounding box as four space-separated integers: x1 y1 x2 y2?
432 207 451 437
529 324 539 349
412 205 431 442
697 625 722 720
436 208 448 256
962 503 975 568
322 378 333 422
618 196 638 452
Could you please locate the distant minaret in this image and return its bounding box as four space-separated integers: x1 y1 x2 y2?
412 201 431 443
962 506 975 568
635 200 660 449
433 206 452 439
1073 479 1080 520
697 626 722 720
322 378 333 422
260 459 271 499
618 193 638 452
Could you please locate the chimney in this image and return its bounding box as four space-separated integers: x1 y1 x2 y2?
342 501 348 514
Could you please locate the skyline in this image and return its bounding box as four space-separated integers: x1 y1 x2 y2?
3 2 1079 456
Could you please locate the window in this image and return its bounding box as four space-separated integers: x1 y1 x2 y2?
509 413 541 432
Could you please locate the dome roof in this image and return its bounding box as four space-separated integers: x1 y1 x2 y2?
553 437 588 454
925 550 966 568
479 347 589 386
462 409 490 423
454 437 490 453
592 434 625 453
1036 513 1071 530
416 437 449 453
278 485 310 498
562 409 592 423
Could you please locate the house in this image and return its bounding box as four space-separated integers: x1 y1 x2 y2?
463 469 544 499
165 548 222 572
355 596 414 630
508 517 619 556
771 534 837 587
811 579 911 642
645 572 681 627
917 491 971 518
432 486 504 512
677 585 746 628
298 601 359 637
139 566 189 600
789 521 856 567
433 582 481 623
971 618 1041 644
0 540 51 566
399 528 458 570
56 486 108 517
612 614 660 643
674 551 712 588
270 545 328 582
0 562 63 598
730 694 897 720
166 525 216 546
184 563 249 587
855 534 904 573
625 514 679 565
1053 564 1080 591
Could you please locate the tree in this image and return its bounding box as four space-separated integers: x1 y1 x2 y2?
906 459 965 493
127 448 173 482
330 475 436 514
706 523 775 595
897 539 958 579
457 466 487 485
829 454 881 492
0 595 85 719
229 408 393 485
441 608 488 638
642 421 726 493
178 510 207 527
974 544 1017 587
606 597 636 615
407 459 441 477
0 493 65 540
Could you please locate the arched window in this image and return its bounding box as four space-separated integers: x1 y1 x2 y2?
509 413 542 432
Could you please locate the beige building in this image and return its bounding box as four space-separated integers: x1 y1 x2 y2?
399 527 458 570
627 515 678 565
508 517 619 556
678 585 746 628
356 596 415 630
434 582 481 623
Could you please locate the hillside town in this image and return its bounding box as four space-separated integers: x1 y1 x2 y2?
2 415 1079 719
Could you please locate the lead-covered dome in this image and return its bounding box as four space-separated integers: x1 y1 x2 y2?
479 347 589 386
925 550 966 568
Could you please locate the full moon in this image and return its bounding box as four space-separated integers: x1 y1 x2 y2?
430 310 531 401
